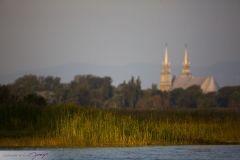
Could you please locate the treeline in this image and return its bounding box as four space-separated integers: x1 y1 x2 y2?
0 74 240 109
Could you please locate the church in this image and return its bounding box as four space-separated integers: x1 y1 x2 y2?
159 46 219 93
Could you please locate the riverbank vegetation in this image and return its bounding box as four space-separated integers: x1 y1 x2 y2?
0 104 240 147
0 74 240 147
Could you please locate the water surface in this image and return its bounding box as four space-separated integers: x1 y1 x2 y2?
0 145 239 160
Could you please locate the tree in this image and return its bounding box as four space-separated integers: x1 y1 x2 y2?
169 88 184 107
42 76 61 91
11 74 40 97
229 91 240 108
23 94 47 106
0 85 15 105
116 76 142 108
104 94 123 109
64 75 113 107
136 94 169 110
176 85 202 108
197 92 217 108
216 86 240 107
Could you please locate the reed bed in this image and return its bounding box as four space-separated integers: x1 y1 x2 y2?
0 104 240 147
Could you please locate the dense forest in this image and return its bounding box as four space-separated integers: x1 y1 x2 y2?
0 74 240 109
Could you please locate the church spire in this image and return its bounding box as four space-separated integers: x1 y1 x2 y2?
181 45 191 76
164 46 169 65
160 44 172 91
184 46 189 65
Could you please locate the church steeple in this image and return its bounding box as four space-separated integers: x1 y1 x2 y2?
160 44 172 91
164 47 169 65
181 45 191 76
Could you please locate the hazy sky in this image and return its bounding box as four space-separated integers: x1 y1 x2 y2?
1 0 240 87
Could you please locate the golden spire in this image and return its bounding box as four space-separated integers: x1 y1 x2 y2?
160 43 172 91
181 44 191 76
164 43 169 65
184 46 189 65
164 47 169 65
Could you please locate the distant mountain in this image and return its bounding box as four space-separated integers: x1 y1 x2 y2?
0 62 239 88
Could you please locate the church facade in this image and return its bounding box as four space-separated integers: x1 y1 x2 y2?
159 46 219 93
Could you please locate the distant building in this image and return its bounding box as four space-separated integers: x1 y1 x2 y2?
159 45 219 93
159 46 172 91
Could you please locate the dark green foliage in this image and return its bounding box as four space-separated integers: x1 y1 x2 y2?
41 76 61 91
169 88 184 107
0 85 14 105
23 94 47 106
136 95 169 110
104 94 123 109
115 76 142 108
64 75 113 106
168 86 203 108
136 88 169 109
1 74 240 109
11 74 40 97
0 104 41 131
229 91 240 108
176 86 203 108
9 75 62 103
150 83 158 94
217 86 240 108
198 93 217 108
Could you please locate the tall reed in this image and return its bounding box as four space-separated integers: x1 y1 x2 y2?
0 104 239 147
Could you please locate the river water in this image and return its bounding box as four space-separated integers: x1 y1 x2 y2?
0 145 240 160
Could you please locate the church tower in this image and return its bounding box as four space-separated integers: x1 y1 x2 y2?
160 45 172 91
181 45 191 76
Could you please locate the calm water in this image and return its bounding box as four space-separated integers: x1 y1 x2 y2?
0 145 240 160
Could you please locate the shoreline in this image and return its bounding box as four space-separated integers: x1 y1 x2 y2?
0 138 240 148
1 143 240 149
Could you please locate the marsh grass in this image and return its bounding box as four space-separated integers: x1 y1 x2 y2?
0 104 240 147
